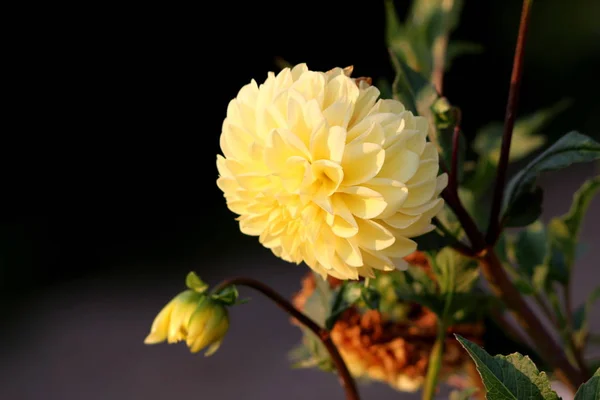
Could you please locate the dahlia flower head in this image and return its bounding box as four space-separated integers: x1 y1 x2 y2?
217 63 447 280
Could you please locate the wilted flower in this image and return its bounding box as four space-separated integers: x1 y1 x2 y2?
144 273 230 356
217 63 447 280
292 253 484 392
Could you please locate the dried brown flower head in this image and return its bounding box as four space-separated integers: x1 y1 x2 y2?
292 252 484 392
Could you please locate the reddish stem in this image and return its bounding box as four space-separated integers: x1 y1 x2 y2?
486 0 534 243
213 277 360 400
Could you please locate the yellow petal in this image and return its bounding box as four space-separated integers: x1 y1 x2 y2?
383 212 421 229
236 174 271 191
401 198 444 216
349 85 380 128
361 248 395 271
407 159 439 186
347 121 385 146
292 71 325 104
323 101 352 128
220 121 255 161
380 235 417 258
280 156 310 193
335 237 363 267
363 178 408 219
324 73 359 109
144 301 176 345
264 128 310 172
377 145 420 183
338 186 387 219
310 159 344 197
341 142 385 186
355 218 395 250
310 124 346 163
404 179 437 208
326 194 358 238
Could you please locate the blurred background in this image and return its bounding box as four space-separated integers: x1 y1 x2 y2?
2 0 599 398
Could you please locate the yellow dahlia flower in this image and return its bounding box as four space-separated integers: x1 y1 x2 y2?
144 283 230 356
217 63 447 280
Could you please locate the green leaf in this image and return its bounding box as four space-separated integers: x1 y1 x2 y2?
504 186 544 228
389 49 439 116
211 285 245 306
473 100 571 165
573 287 600 349
447 41 483 68
375 77 393 100
548 175 600 272
325 282 362 330
574 368 600 400
302 273 333 327
503 131 600 227
432 247 479 294
185 271 209 293
361 286 380 310
449 387 479 400
289 329 335 372
515 221 547 278
456 335 560 400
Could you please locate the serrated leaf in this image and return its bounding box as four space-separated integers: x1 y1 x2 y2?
185 271 209 293
573 287 600 349
548 175 600 273
456 335 560 400
574 369 600 400
503 131 600 227
325 282 362 330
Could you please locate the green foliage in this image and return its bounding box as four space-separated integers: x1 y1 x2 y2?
502 131 600 228
574 368 600 400
393 249 496 324
433 97 466 182
473 100 571 166
449 388 479 400
385 0 471 78
325 281 363 330
389 50 438 116
573 287 600 349
185 271 209 293
547 175 600 273
211 285 248 306
509 175 600 297
462 103 575 228
456 335 560 400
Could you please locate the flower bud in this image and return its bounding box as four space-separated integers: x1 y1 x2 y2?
144 287 230 356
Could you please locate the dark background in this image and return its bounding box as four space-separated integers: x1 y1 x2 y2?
1 0 599 399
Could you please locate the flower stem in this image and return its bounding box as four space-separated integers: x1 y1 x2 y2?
422 325 445 400
486 0 534 243
213 277 360 400
478 251 587 392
